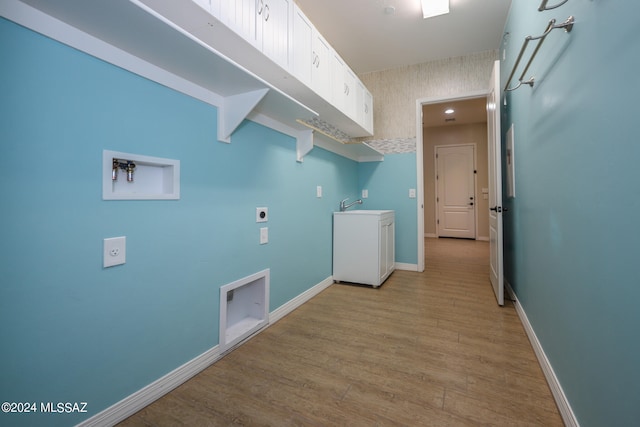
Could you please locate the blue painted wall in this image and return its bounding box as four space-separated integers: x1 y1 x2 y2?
501 2 640 425
358 153 418 265
0 18 362 426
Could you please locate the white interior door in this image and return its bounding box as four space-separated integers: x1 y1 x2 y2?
487 60 504 306
436 145 476 239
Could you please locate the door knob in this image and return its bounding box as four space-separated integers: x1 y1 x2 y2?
490 206 502 212
469 202 474 206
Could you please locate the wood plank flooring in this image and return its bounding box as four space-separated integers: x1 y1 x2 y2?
118 238 563 426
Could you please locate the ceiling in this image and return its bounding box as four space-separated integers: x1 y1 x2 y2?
422 97 487 128
295 0 512 75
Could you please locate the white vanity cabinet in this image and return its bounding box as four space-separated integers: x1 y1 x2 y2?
333 210 395 287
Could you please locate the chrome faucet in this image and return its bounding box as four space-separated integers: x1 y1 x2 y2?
340 197 363 212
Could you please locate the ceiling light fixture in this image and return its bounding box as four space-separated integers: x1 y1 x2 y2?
421 0 449 19
445 108 455 114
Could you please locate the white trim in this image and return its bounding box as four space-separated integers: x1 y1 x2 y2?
270 276 334 324
416 90 487 273
394 262 418 272
76 276 334 427
476 236 489 241
424 233 437 238
0 0 221 109
75 345 223 427
505 281 580 427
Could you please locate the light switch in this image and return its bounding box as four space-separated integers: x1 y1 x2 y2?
260 227 268 245
362 189 368 199
316 186 322 198
104 236 126 268
409 189 416 199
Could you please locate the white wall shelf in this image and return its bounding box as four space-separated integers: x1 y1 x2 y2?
219 269 270 352
7 0 381 163
102 150 180 200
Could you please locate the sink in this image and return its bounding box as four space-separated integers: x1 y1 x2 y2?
335 210 394 215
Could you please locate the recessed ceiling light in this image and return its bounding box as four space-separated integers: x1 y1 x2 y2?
445 108 455 114
421 0 449 19
384 6 396 15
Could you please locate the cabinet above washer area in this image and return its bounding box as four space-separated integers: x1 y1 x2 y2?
9 0 380 163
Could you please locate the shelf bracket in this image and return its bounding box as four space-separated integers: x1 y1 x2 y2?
217 88 269 143
296 129 314 162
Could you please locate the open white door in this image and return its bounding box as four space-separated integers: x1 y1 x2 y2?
487 60 504 306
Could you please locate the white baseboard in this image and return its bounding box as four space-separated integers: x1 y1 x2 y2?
76 345 223 427
505 281 579 427
76 276 334 427
395 263 418 271
424 233 437 238
476 236 489 242
269 276 333 324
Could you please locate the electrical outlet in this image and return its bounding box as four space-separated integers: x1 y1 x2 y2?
104 236 126 268
362 189 368 199
256 207 268 223
409 189 416 199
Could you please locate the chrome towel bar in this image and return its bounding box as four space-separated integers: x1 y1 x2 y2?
504 16 575 92
538 0 569 11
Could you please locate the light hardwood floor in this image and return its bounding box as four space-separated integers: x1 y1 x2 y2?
118 238 563 426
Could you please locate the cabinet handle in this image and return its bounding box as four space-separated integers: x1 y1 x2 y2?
264 4 270 21
257 0 263 14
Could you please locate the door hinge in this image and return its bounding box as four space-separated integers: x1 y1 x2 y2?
437 219 440 224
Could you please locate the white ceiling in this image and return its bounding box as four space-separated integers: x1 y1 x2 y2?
422 97 487 128
294 0 512 75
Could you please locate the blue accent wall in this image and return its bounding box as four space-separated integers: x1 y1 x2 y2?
358 153 418 265
0 18 359 426
502 2 640 425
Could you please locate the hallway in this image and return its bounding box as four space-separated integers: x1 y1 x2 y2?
119 238 563 426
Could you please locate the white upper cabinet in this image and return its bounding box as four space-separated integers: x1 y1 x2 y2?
210 0 221 17
357 81 373 134
220 0 256 43
255 0 290 69
343 66 357 120
194 0 221 17
330 52 346 112
291 5 313 87
291 5 331 101
139 0 373 138
311 30 331 101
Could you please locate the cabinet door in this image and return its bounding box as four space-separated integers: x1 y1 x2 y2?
379 219 395 282
312 31 331 100
291 4 312 86
356 81 373 133
343 66 357 120
220 0 256 43
256 0 290 69
210 0 221 17
330 52 346 112
363 87 373 134
379 221 389 281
